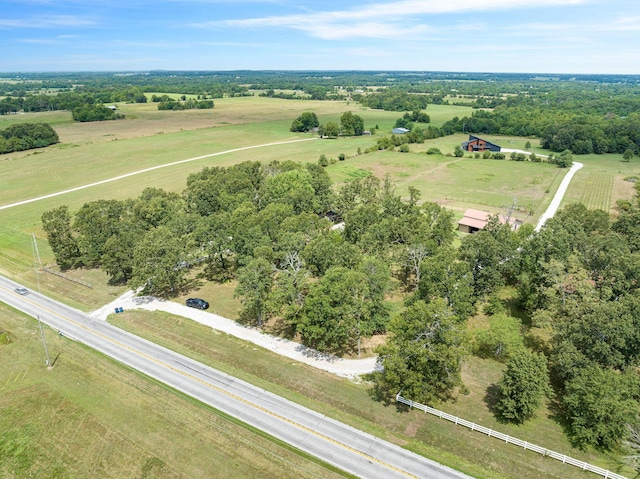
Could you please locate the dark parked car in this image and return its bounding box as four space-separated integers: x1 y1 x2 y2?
186 298 209 310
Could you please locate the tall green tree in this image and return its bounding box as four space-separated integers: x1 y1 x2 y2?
41 206 81 270
101 224 140 284
494 349 550 424
129 226 190 297
319 121 339 138
554 296 640 370
458 220 512 299
194 213 235 282
234 257 274 326
260 168 317 214
563 365 639 450
271 251 310 332
372 299 464 404
301 230 361 276
290 112 319 132
623 148 634 162
556 149 573 168
298 266 380 354
417 248 474 321
474 314 524 361
340 111 364 136
73 199 124 267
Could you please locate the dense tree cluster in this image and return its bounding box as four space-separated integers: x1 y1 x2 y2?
442 107 640 155
156 99 214 110
42 162 455 358
393 110 430 131
290 112 319 132
359 89 429 111
41 146 640 451
479 200 640 449
0 122 59 153
72 104 122 122
3 89 146 115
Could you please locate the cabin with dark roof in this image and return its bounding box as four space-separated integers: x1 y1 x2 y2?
461 135 501 152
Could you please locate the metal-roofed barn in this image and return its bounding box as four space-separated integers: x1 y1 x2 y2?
462 135 501 152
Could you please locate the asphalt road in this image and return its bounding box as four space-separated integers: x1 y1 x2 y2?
0 275 473 479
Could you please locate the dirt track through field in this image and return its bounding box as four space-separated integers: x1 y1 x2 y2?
0 137 318 211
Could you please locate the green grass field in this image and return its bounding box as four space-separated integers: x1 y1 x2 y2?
0 306 354 479
2 96 640 479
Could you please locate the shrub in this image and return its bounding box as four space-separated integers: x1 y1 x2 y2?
494 349 550 424
426 147 442 155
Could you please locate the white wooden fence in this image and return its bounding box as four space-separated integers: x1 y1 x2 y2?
396 393 628 479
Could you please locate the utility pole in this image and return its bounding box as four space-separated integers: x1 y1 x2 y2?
32 233 42 293
32 233 43 267
37 315 51 367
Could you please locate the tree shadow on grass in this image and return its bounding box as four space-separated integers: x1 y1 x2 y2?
483 383 500 417
267 316 297 340
364 373 413 411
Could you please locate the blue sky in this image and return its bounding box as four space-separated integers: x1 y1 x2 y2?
1 0 639 73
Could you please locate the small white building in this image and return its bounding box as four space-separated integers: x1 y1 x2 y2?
392 127 410 135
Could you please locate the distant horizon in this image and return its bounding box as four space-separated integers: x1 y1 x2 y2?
2 0 638 74
3 69 640 78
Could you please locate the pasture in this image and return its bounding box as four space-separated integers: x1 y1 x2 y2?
2 96 640 479
2 96 640 303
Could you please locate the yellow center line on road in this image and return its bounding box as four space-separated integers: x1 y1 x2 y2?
11 290 419 479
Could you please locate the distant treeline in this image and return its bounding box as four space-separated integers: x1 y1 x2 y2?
0 122 59 154
357 90 430 111
442 108 640 154
3 71 640 154
1 89 147 115
150 95 215 110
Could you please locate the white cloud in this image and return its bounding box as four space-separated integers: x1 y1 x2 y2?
611 15 640 31
191 0 586 40
0 15 95 29
294 22 432 40
199 0 585 27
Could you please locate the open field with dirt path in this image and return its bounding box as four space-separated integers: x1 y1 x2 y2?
2 96 640 479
